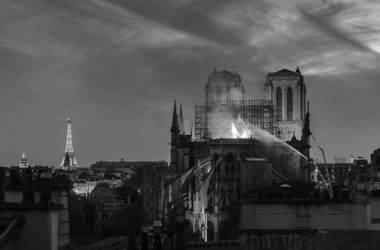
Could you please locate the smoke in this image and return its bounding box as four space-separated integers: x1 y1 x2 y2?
207 107 229 138
207 107 248 139
208 108 308 160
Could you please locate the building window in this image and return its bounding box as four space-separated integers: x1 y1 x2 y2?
287 87 293 121
276 87 282 121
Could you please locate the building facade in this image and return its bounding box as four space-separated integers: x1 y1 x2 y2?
264 68 307 141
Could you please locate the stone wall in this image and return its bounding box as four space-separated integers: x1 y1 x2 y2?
241 230 380 250
240 201 371 230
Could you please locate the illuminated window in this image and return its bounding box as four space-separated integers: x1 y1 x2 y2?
287 87 293 121
276 87 282 121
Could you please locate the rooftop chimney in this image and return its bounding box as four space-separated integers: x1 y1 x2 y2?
9 167 21 186
22 168 35 203
39 172 52 203
0 167 6 201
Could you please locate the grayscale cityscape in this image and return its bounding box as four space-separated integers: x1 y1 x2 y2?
1 1 380 250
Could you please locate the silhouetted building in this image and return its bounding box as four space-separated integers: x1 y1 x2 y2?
0 167 71 250
90 160 168 221
87 184 125 233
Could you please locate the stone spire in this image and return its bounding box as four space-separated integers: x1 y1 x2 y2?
170 100 180 146
179 102 185 134
170 100 179 134
301 102 311 157
60 116 78 169
190 123 193 139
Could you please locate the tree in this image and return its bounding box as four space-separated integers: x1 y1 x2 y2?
68 192 93 238
116 184 141 203
83 200 96 230
219 200 241 239
101 203 148 238
371 148 380 167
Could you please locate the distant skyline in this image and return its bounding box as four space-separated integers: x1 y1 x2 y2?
1 0 380 166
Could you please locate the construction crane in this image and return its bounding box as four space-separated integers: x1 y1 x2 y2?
311 134 334 199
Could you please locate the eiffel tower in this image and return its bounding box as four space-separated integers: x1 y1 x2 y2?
60 116 78 169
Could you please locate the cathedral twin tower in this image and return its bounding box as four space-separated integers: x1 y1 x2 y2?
173 67 308 143
264 67 307 141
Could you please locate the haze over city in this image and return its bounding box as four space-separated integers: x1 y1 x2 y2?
1 0 380 166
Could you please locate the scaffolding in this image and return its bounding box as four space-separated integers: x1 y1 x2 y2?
195 100 279 141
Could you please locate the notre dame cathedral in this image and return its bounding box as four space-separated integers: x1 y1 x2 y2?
265 68 307 141
162 68 311 241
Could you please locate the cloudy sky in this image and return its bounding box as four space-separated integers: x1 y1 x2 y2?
0 0 380 166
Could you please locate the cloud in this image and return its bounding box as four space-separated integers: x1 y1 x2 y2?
0 0 197 60
106 0 250 46
298 5 372 52
1 0 380 165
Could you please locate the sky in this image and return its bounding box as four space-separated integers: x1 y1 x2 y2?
0 0 380 166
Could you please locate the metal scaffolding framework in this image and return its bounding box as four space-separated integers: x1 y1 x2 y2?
195 100 279 140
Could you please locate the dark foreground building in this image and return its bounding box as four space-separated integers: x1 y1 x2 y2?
91 160 168 222
0 166 71 250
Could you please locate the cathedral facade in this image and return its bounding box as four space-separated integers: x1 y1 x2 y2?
163 68 311 242
265 68 307 141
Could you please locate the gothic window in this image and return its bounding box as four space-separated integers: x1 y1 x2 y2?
287 87 293 121
276 87 282 121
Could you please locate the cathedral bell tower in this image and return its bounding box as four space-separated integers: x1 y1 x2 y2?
265 67 306 141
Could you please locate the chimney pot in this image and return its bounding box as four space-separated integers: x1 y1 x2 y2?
22 168 35 203
0 167 6 201
40 172 52 203
9 167 21 186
